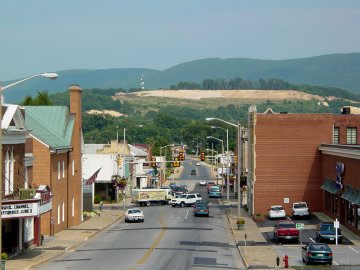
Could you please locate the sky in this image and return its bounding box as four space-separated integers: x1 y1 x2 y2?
1 0 360 81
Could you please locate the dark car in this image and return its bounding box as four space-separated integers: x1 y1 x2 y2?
302 243 333 265
191 169 196 175
194 201 209 217
316 222 342 243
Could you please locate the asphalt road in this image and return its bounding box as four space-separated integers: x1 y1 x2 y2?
35 160 244 270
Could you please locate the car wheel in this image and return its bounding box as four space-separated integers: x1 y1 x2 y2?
146 201 151 206
180 202 185 208
172 204 175 207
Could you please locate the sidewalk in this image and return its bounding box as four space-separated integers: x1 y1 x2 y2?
6 204 127 270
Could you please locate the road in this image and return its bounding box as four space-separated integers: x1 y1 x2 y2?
35 159 244 270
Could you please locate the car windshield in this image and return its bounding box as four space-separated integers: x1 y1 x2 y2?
321 224 335 231
294 203 307 208
272 206 284 211
278 223 296 228
128 210 141 214
309 244 331 251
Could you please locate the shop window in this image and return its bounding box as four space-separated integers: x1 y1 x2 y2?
72 160 75 176
62 161 65 178
347 203 355 226
347 127 357 144
333 127 339 144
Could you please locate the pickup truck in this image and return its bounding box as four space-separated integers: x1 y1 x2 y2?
273 220 299 243
171 193 202 207
292 202 309 218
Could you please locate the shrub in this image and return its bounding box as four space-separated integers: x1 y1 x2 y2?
94 194 102 204
236 218 245 224
1 252 8 260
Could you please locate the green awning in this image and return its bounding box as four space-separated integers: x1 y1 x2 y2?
321 179 338 194
341 186 360 204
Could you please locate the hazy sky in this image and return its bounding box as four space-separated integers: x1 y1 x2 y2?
1 0 360 81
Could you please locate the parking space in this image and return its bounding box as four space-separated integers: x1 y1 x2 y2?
259 214 353 245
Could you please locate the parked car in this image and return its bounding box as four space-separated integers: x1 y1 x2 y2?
169 182 176 189
316 222 342 243
268 205 286 219
199 179 207 186
209 186 221 198
191 169 197 175
194 201 209 217
273 219 299 243
196 162 201 166
302 243 333 265
292 202 309 218
207 181 216 193
125 208 144 223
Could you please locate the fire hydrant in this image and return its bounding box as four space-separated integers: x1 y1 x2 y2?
283 254 289 268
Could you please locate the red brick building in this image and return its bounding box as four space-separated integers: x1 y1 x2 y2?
247 106 360 234
25 85 83 235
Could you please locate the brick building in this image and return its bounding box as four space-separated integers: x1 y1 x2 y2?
247 106 360 235
25 85 83 235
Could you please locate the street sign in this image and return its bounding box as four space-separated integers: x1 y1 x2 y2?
296 223 304 230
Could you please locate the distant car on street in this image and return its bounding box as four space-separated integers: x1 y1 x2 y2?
268 205 286 219
196 162 201 166
194 201 209 217
191 169 197 175
199 180 206 186
209 186 221 198
125 208 144 223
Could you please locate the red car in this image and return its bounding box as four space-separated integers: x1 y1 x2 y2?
207 181 216 193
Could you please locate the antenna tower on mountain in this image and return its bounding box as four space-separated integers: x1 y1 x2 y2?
140 75 145 90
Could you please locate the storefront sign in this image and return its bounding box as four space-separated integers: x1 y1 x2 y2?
1 202 39 219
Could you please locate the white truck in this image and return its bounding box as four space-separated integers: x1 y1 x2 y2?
292 202 309 218
132 188 175 206
171 193 202 207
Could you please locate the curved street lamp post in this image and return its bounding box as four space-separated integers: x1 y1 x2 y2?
0 72 59 257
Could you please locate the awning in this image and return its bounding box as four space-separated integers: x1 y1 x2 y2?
342 186 360 204
321 179 338 194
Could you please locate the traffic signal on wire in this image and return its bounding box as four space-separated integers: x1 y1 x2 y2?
173 157 180 167
200 152 205 161
117 157 122 167
179 151 184 161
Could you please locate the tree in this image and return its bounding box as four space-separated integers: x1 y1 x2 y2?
20 91 53 105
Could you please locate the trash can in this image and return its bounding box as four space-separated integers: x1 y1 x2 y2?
1 260 6 270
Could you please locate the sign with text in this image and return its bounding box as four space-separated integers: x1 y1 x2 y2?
2 202 39 219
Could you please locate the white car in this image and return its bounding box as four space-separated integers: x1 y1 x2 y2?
125 208 144 222
268 205 286 219
199 180 206 186
292 202 309 218
196 162 201 166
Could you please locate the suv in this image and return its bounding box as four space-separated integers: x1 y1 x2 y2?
292 202 309 218
273 220 299 243
171 193 202 207
316 222 342 243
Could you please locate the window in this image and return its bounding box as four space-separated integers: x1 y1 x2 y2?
24 166 29 189
58 204 61 224
4 150 14 195
62 161 65 178
62 202 65 222
333 127 339 144
346 127 357 144
72 197 75 217
58 162 61 180
72 160 75 176
4 152 9 195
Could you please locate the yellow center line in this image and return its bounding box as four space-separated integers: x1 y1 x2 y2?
136 215 167 265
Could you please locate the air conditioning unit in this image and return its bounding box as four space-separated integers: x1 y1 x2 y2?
19 188 36 200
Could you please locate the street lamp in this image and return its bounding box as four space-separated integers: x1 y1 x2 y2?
160 144 175 185
211 126 230 201
206 135 225 189
206 117 243 219
0 72 59 258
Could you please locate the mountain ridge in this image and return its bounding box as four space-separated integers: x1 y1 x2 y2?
3 52 360 103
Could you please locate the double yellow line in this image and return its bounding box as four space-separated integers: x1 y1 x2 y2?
136 215 167 265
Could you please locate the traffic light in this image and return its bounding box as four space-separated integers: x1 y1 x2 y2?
173 157 180 167
179 151 184 161
117 157 122 167
234 155 238 163
151 157 156 168
200 152 205 161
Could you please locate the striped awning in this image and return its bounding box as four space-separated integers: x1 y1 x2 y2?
341 186 360 204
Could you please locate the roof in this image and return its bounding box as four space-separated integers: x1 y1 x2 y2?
25 106 74 151
129 144 148 157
